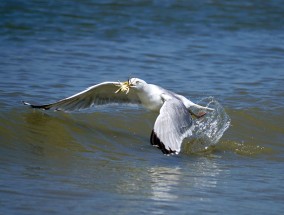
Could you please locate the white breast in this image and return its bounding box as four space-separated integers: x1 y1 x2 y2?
137 84 164 111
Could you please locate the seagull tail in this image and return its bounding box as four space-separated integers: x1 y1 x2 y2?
189 103 214 111
176 95 214 111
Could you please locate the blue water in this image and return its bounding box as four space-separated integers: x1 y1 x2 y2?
0 1 284 214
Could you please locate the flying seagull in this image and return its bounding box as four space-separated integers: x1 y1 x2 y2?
23 78 213 155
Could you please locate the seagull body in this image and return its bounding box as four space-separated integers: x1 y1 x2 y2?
24 78 213 155
136 84 164 111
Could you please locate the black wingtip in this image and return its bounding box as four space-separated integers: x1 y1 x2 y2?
150 130 176 155
22 101 31 106
22 101 50 110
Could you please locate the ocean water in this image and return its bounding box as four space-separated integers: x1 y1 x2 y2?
0 0 284 214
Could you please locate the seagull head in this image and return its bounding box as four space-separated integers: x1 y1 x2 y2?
115 78 147 94
128 78 147 90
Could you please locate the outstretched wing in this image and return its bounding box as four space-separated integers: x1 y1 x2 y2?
23 81 141 111
150 96 193 155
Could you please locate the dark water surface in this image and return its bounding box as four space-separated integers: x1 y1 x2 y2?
1 0 284 214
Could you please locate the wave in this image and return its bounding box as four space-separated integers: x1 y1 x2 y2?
0 100 282 159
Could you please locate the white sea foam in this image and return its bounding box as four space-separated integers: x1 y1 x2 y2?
184 96 231 153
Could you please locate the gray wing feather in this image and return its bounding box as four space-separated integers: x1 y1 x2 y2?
23 82 141 111
150 96 193 154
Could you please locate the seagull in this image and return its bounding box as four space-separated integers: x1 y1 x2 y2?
23 78 213 155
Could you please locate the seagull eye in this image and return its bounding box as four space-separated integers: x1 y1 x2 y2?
136 81 140 84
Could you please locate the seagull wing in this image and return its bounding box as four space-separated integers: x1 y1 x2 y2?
23 81 141 111
150 96 193 155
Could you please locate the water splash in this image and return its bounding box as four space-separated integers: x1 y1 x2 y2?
184 97 231 153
